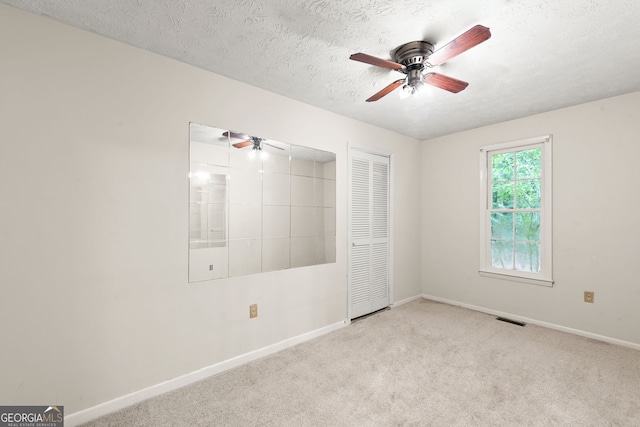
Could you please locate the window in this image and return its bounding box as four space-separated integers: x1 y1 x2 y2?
479 135 552 285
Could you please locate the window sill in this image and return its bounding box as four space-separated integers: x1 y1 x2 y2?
479 270 554 287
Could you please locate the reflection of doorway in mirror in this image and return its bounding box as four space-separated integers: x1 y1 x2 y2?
189 171 227 249
189 123 231 282
188 164 230 281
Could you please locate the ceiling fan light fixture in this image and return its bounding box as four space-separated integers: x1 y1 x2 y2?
399 84 413 99
399 80 425 99
398 83 418 98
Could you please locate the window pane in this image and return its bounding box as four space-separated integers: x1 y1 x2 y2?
492 240 513 269
491 212 513 240
516 148 541 179
515 242 540 272
492 182 514 209
515 212 540 241
516 179 540 209
492 152 514 181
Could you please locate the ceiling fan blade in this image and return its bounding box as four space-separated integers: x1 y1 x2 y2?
350 53 404 71
427 25 491 66
223 130 250 140
265 143 284 150
423 73 469 93
365 79 405 102
232 141 252 149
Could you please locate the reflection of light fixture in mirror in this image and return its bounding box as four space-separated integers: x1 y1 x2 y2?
249 137 268 159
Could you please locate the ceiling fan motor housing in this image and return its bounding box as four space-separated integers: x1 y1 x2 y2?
393 40 434 89
393 40 434 67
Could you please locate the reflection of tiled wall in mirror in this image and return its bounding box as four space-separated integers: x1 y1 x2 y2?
188 123 336 282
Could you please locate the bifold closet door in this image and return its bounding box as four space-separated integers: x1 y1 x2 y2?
349 149 390 319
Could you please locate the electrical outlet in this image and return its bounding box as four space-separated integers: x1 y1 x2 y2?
584 291 594 303
249 304 258 318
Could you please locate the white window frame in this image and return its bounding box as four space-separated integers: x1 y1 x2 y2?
479 135 553 286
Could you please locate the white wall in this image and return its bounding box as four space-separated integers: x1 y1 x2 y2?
422 90 640 345
0 5 421 414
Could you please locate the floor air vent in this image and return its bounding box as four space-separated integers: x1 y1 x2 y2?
496 317 526 327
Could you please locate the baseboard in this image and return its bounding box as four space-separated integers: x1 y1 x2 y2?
391 294 423 308
421 294 640 352
65 320 347 426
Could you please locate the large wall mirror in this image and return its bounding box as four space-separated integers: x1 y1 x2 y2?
189 122 336 282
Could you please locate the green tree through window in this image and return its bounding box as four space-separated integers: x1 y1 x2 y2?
490 147 542 273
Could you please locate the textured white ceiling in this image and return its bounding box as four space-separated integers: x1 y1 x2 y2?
4 0 640 140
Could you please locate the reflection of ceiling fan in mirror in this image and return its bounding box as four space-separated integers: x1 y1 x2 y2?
222 131 284 152
349 25 491 102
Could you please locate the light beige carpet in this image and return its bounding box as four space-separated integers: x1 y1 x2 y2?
83 299 640 426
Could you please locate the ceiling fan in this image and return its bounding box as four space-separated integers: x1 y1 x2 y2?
222 131 283 152
350 25 491 102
